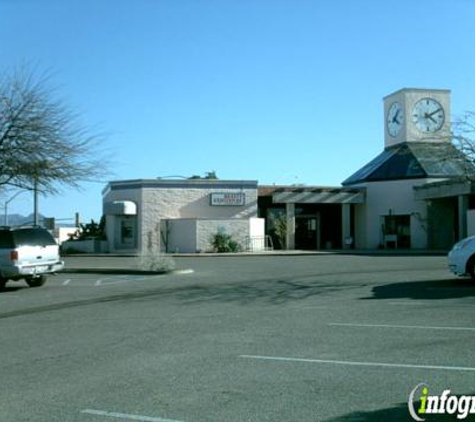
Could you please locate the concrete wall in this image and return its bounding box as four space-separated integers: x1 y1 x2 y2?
353 179 433 249
196 219 250 252
163 219 197 253
62 239 109 253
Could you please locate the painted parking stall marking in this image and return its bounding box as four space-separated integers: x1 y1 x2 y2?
81 409 184 422
328 322 475 332
239 355 475 372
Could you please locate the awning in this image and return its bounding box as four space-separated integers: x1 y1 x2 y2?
104 201 137 215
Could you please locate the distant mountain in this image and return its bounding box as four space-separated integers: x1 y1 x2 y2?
0 213 46 226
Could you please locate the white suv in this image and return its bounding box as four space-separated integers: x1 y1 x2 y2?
447 235 475 280
0 226 64 289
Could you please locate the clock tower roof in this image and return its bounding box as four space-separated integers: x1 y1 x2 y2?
342 142 474 186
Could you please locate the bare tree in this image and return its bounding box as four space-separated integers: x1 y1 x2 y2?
452 111 475 175
0 67 109 194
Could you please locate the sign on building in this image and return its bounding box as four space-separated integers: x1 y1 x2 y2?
210 192 246 206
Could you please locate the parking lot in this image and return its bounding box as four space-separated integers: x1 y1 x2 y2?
1 254 474 421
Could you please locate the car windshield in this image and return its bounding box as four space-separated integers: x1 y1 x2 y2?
11 229 56 247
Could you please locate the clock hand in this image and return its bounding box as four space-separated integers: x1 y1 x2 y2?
392 109 400 124
428 108 442 117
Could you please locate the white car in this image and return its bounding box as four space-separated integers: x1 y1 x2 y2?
0 226 64 289
447 235 475 280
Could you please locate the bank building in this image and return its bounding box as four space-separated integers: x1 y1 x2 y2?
103 88 475 254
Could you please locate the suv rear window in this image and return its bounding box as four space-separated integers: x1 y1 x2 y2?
0 228 56 247
0 231 14 248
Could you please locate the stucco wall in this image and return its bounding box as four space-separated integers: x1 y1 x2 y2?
353 179 435 249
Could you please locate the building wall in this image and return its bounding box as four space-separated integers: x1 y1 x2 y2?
103 181 258 253
196 219 251 252
467 210 475 237
164 219 197 253
141 186 257 251
103 188 142 253
353 179 437 249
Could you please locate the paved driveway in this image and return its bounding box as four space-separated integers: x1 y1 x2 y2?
0 254 473 421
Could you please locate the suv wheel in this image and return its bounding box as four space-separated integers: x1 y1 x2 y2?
0 277 7 291
26 275 47 288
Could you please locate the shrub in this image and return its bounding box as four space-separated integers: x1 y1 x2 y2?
136 248 176 272
211 232 240 253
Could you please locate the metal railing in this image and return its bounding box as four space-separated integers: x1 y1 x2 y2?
244 235 274 252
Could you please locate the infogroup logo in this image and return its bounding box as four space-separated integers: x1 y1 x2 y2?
408 383 475 421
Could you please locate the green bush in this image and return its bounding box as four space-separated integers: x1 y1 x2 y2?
211 232 240 253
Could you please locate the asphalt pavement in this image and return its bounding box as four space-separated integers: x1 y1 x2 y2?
0 254 473 422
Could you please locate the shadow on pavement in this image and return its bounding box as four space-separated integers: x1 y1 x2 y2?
363 278 475 301
324 399 471 421
0 277 364 319
174 278 358 305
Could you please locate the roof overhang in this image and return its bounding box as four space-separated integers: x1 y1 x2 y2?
270 188 365 204
414 178 475 200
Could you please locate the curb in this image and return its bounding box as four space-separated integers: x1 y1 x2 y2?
63 250 449 258
60 268 195 276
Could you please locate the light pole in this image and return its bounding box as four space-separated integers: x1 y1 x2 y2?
3 190 26 226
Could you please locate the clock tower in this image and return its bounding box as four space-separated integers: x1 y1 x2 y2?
383 88 451 149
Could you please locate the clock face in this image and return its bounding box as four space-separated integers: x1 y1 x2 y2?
387 102 403 137
412 98 445 133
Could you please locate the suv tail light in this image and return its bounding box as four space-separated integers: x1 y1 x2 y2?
11 250 18 262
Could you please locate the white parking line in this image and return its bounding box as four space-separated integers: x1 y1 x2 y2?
328 322 475 332
239 354 475 372
94 279 103 286
62 279 71 286
81 409 183 422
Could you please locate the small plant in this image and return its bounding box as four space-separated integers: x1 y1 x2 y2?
211 232 240 253
136 247 176 272
69 216 106 240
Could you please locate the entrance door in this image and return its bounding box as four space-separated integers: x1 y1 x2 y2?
383 215 410 249
295 215 320 250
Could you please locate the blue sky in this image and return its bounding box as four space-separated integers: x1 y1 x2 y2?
1 0 475 222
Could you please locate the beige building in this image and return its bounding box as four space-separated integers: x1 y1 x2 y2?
103 179 264 254
260 88 475 251
103 88 474 253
